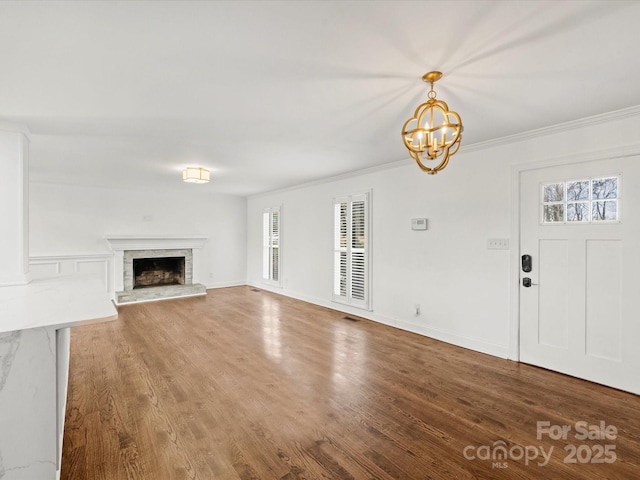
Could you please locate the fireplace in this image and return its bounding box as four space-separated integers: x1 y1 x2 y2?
105 235 208 304
121 248 193 291
133 256 185 289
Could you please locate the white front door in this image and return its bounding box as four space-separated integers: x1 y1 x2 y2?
519 156 640 394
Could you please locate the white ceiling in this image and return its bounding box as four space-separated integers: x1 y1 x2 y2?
2 0 640 196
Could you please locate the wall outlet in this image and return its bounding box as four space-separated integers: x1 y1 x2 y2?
487 238 509 250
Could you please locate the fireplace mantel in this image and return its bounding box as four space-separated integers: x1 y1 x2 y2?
105 234 207 251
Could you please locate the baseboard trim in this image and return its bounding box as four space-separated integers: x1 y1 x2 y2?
248 283 509 360
205 281 247 290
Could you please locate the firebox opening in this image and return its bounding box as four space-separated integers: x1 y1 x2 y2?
133 256 186 289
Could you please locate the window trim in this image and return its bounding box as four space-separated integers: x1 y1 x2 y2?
332 191 371 310
262 206 282 287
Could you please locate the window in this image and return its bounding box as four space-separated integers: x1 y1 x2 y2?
262 206 281 285
333 192 370 309
542 176 619 224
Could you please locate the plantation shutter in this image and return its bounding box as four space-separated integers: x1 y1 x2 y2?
350 198 366 302
270 209 279 281
334 201 348 299
333 193 369 309
262 207 281 285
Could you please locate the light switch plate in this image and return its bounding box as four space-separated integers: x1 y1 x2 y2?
487 238 509 250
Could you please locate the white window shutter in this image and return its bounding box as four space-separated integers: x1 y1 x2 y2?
262 211 270 280
271 210 279 281
333 193 370 309
262 207 282 286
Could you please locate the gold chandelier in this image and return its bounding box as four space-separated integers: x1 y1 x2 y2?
401 71 463 174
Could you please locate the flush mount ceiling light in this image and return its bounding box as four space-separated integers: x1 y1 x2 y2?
182 167 210 184
401 71 463 175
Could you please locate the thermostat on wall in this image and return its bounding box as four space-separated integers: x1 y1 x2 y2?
411 218 428 230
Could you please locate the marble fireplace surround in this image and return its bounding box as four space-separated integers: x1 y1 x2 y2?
106 235 207 304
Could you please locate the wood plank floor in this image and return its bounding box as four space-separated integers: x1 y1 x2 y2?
62 286 640 479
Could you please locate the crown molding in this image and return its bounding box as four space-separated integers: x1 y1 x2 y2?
510 142 640 174
462 104 640 153
0 121 30 137
248 158 412 199
250 104 640 199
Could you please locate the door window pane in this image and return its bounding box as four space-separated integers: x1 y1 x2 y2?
567 180 589 201
543 183 564 202
543 204 564 223
592 177 618 199
592 201 618 221
567 202 589 222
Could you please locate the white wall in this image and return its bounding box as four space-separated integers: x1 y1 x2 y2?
30 182 247 289
247 107 640 359
247 150 512 357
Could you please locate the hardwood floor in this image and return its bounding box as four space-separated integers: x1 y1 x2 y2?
62 286 640 479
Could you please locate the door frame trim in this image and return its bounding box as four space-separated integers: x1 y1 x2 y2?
508 143 640 361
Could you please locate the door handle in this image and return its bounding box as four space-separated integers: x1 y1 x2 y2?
522 277 538 287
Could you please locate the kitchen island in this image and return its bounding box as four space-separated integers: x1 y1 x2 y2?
0 274 117 480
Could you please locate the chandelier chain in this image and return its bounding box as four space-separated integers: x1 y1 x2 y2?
428 83 437 100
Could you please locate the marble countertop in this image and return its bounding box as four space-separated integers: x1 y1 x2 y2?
0 274 117 334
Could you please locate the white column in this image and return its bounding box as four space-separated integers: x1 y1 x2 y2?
0 123 30 286
113 249 125 292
